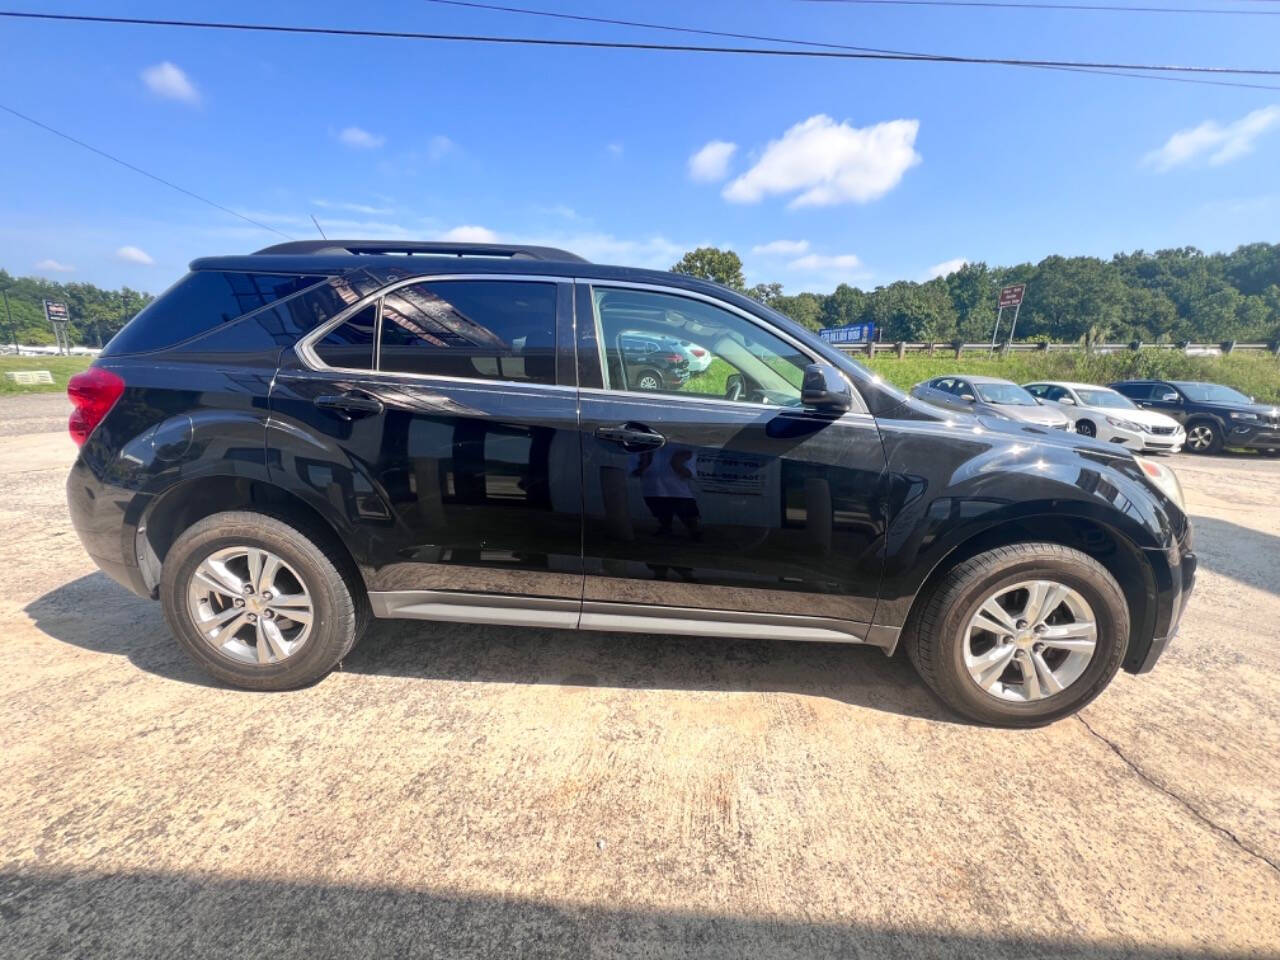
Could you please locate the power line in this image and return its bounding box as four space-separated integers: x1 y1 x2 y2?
2 10 1278 78
0 102 295 240
802 0 1280 14
421 0 1280 90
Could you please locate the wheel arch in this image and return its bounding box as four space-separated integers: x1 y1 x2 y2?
892 512 1159 669
138 475 363 597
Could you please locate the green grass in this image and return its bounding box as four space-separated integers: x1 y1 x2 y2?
0 355 92 395
863 350 1280 405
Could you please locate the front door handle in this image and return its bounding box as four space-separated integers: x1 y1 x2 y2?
595 422 666 451
314 392 384 419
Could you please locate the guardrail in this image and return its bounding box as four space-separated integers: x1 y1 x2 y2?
835 340 1280 359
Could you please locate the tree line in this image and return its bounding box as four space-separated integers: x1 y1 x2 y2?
0 269 153 347
671 242 1280 345
3 240 1278 348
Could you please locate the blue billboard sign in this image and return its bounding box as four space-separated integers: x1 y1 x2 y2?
819 323 875 345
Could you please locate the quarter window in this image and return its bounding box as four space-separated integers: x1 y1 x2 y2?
591 287 808 406
313 303 377 369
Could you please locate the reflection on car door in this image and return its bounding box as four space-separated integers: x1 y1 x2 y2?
268 278 583 623
575 282 888 637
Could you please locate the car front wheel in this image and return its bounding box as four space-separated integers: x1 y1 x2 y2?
905 542 1129 727
1185 421 1222 454
161 510 368 690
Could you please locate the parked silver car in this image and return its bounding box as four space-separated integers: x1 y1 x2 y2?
911 375 1072 430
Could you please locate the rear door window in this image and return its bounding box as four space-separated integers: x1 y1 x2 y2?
104 270 326 355
378 280 558 384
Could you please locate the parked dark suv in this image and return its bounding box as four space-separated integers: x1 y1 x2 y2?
67 240 1195 726
1110 379 1280 455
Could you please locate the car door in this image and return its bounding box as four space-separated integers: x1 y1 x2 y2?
268 275 583 626
574 281 888 639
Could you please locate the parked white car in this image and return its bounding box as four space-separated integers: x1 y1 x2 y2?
658 334 714 373
1023 381 1185 453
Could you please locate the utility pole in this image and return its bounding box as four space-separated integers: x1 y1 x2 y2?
1 285 15 354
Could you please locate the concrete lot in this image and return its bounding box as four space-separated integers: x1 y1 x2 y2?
2 392 1278 959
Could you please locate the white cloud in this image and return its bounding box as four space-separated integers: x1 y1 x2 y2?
606 142 624 157
1143 106 1280 172
427 135 457 161
34 258 74 273
338 126 386 149
688 140 738 182
788 253 862 272
440 225 499 243
724 114 921 207
141 61 200 104
927 257 967 279
115 246 155 265
752 239 810 256
312 199 394 216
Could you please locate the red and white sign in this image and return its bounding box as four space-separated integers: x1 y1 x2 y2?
998 284 1026 309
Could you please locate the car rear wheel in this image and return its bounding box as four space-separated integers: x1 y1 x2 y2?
1185 421 1222 454
905 542 1129 727
634 369 663 391
161 510 368 690
1075 420 1096 438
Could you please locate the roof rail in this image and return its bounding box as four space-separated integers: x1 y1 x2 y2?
251 239 588 263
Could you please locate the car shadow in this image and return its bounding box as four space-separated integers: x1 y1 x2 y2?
1188 514 1280 598
24 572 959 724
0 864 1236 960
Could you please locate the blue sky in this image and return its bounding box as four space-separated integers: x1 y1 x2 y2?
1 0 1277 295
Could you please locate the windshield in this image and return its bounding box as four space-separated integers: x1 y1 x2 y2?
975 382 1038 406
1173 382 1252 404
1076 388 1136 409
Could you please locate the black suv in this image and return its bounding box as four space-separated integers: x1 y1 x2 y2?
67 240 1195 726
1110 379 1280 455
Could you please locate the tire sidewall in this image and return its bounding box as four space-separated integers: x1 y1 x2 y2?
1187 420 1221 454
162 517 352 688
935 555 1128 725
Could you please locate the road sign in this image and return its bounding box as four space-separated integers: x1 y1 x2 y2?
998 284 1026 309
43 299 70 324
819 323 875 345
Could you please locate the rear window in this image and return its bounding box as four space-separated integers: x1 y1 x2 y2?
103 270 326 355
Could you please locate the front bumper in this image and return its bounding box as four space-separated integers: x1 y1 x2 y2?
1141 429 1185 453
1128 530 1196 674
1227 422 1280 449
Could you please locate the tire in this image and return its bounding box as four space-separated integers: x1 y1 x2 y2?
1075 420 1096 438
904 542 1129 727
161 510 368 690
634 369 663 391
1184 420 1222 455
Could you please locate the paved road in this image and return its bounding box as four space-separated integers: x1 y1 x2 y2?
2 394 1278 959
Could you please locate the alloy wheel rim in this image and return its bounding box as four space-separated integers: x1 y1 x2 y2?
1188 425 1214 450
962 579 1097 703
186 546 314 666
638 375 660 390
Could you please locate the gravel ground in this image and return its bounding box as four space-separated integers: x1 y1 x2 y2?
1 396 1278 959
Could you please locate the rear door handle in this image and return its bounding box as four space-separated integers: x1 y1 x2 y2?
314 392 384 419
595 422 666 451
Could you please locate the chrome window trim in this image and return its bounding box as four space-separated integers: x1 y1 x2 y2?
576 278 868 415
576 385 875 420
295 273 569 385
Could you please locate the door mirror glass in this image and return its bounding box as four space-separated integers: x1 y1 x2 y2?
1059 396 1076 405
1158 390 1179 402
801 363 852 413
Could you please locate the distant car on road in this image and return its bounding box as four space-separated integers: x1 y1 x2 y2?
911 375 1072 430
1110 379 1280 455
1023 381 1185 453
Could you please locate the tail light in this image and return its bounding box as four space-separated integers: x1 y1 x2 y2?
691 348 707 357
663 353 684 364
67 367 125 446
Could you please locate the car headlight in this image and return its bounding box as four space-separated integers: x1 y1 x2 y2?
1106 415 1142 432
1134 456 1185 512
1229 411 1259 421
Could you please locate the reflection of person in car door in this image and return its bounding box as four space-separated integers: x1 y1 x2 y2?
631 443 701 540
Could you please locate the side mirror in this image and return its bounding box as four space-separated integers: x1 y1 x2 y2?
802 363 853 413
961 394 977 403
724 373 745 402
1159 391 1179 403
1059 396 1076 405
